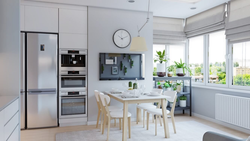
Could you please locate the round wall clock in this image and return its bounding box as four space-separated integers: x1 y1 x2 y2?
113 29 131 48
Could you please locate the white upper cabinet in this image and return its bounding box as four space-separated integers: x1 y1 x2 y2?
25 6 58 32
59 9 87 34
20 5 25 31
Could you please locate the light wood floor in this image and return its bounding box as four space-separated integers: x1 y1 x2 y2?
21 115 249 141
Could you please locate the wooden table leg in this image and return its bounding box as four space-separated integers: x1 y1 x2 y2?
161 99 170 138
122 102 128 141
138 108 142 122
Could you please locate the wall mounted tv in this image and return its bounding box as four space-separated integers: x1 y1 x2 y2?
99 53 145 80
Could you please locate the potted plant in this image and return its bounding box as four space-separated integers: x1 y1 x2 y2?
176 82 182 92
174 59 192 76
167 65 175 77
164 81 172 91
154 50 169 77
179 95 187 107
170 98 178 107
157 81 162 89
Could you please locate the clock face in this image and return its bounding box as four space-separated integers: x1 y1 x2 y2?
113 29 131 48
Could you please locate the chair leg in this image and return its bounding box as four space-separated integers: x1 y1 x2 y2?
96 110 101 128
128 117 131 138
136 108 139 124
155 116 157 136
119 118 122 130
107 117 110 141
147 113 149 130
114 119 116 127
100 112 103 132
171 114 176 134
143 109 145 128
158 115 162 126
102 114 107 134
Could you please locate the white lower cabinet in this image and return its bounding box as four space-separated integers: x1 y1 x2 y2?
0 99 19 141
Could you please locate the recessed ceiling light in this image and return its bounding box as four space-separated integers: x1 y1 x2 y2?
191 7 197 10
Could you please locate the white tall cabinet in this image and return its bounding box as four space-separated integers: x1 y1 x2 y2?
59 8 88 49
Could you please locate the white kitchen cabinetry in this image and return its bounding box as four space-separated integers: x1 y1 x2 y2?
59 33 87 49
59 9 87 34
0 98 19 141
20 5 25 31
59 8 87 49
25 6 58 32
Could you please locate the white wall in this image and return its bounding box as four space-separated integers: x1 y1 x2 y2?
0 0 20 96
88 7 153 121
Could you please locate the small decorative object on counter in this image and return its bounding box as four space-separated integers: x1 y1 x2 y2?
128 81 133 90
167 65 175 77
179 95 187 107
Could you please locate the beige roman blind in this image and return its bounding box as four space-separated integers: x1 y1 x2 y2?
226 0 250 43
185 4 226 38
153 17 186 44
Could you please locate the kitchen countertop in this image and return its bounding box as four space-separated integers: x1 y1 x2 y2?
0 95 19 112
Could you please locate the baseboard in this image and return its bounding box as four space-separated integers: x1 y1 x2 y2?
192 112 250 134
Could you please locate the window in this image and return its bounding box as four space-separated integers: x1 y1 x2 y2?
153 44 165 76
232 41 250 86
167 45 185 76
189 36 204 83
208 31 227 85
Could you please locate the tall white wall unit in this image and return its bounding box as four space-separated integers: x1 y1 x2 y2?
59 8 88 49
22 5 58 32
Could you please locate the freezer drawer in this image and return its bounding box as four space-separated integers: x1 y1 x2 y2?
27 90 57 129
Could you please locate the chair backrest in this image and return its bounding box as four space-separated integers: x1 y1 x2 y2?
99 93 111 115
163 91 177 103
94 90 99 102
152 89 163 95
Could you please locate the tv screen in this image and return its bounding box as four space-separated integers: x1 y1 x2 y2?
99 53 145 80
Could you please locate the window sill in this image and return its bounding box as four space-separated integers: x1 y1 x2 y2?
191 85 250 94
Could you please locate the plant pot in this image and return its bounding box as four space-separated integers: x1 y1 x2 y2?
176 68 186 76
167 72 173 77
176 85 182 92
157 63 166 77
180 100 186 107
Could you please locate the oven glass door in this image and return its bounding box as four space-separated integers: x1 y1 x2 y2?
61 76 86 88
61 54 86 67
61 96 86 116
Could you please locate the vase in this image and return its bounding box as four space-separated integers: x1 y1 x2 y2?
157 63 166 77
176 68 186 76
176 85 182 92
180 100 186 107
167 72 173 77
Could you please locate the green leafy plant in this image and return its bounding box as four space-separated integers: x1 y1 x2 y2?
164 82 170 88
179 95 187 100
157 81 161 86
167 65 175 72
130 60 134 68
101 64 104 73
153 67 157 76
154 50 169 64
124 66 127 75
120 61 123 70
174 59 193 75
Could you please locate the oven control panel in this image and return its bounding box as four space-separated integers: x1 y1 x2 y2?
60 91 86 96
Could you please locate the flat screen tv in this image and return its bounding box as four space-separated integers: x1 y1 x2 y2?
99 53 145 80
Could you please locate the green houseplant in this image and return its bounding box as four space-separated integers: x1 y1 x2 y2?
164 81 172 91
179 95 187 107
174 59 192 76
167 65 175 77
154 50 169 77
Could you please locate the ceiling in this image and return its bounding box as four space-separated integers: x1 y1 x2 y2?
26 0 230 18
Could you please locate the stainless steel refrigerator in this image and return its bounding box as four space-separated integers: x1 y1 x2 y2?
21 33 58 129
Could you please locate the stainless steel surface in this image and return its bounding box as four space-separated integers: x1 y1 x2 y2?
20 33 25 129
59 95 87 119
60 75 87 91
26 33 58 129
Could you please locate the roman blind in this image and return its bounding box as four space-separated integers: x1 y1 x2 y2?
185 4 226 38
226 0 250 43
153 17 186 44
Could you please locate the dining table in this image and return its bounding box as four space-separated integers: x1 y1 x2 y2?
106 92 171 141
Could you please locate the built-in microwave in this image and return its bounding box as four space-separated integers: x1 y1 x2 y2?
59 49 87 72
60 75 87 91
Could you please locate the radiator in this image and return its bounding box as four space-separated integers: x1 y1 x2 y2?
215 93 250 129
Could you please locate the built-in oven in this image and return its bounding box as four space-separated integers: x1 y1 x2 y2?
59 49 87 73
60 75 87 90
59 94 87 119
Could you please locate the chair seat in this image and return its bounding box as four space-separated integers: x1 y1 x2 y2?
137 103 157 110
109 111 132 118
146 108 170 115
108 106 122 112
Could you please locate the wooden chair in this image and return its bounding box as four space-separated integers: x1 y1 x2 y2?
146 91 177 135
94 90 121 132
99 93 132 141
136 89 163 127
